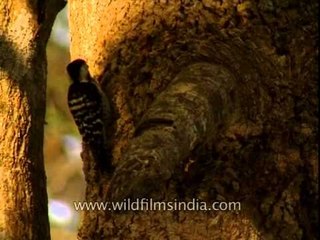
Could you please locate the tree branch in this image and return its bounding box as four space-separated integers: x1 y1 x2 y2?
109 63 238 200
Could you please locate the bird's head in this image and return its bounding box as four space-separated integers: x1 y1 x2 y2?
66 59 91 83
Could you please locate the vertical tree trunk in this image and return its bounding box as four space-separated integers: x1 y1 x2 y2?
69 1 318 239
0 1 65 239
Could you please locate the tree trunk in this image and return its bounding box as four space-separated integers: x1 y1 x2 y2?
0 1 65 239
68 1 318 239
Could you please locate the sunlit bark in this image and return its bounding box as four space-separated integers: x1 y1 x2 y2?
0 0 65 239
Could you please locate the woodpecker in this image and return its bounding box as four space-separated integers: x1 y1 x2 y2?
66 59 113 172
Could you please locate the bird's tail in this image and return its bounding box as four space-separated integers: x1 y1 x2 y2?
86 141 114 173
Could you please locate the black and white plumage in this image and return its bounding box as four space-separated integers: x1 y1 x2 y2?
66 59 113 172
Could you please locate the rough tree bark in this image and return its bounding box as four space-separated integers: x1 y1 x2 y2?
69 1 318 239
0 0 65 239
